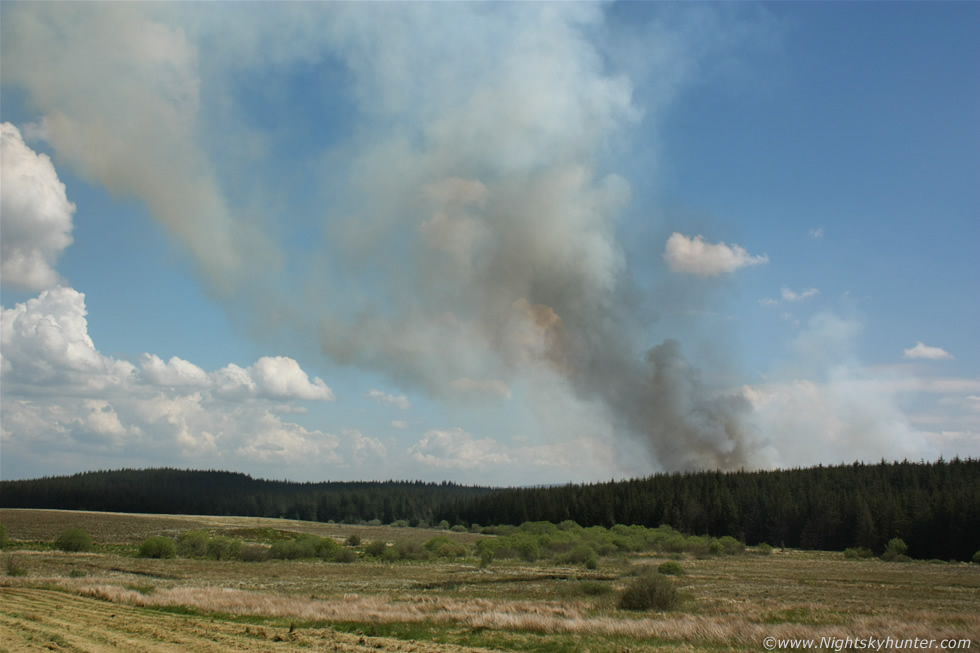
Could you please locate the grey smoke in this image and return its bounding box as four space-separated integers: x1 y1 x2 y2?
1 2 759 472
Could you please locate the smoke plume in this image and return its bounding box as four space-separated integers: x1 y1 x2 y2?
1 2 758 472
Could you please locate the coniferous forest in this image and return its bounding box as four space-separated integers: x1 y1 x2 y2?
1 458 977 561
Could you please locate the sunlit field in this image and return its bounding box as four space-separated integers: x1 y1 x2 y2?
1 509 977 652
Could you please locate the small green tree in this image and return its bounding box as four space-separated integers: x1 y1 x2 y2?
55 528 94 553
139 536 176 559
345 534 361 547
757 542 773 555
972 551 980 564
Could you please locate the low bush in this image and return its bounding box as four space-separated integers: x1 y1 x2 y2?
425 536 466 558
844 547 873 559
333 548 357 563
394 540 430 561
479 548 494 568
718 536 745 555
364 540 387 557
450 525 467 533
757 543 774 555
973 551 980 564
239 544 270 562
881 538 909 562
5 556 27 577
619 573 680 612
579 580 612 596
555 544 596 566
55 528 94 553
345 534 361 547
658 561 685 576
177 530 209 558
207 536 242 561
139 536 176 559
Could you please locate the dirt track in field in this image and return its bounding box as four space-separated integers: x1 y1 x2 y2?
0 587 499 653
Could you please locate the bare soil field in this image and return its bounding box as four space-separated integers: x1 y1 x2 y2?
1 509 978 652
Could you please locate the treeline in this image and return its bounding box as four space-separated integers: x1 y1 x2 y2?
1 459 977 560
0 468 495 525
435 458 980 561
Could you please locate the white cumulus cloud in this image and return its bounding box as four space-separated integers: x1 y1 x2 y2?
367 389 410 409
140 354 210 387
0 122 75 291
664 232 768 277
760 287 820 306
249 356 334 400
0 287 136 391
903 342 953 360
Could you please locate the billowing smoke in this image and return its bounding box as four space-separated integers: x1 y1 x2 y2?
1 2 757 472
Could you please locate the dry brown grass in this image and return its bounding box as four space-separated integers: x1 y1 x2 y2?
2 510 978 652
0 508 482 546
0 586 499 652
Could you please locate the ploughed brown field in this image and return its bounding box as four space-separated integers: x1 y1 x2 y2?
1 509 978 652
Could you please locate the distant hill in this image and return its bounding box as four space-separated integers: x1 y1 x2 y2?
2 458 977 560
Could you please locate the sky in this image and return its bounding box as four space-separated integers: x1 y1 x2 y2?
1 2 977 485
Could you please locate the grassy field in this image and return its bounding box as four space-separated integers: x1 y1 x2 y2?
1 509 978 652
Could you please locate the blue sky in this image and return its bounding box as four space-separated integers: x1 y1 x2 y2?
1 2 977 484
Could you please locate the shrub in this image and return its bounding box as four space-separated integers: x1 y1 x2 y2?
881 537 909 562
177 530 209 558
345 534 361 547
139 536 176 559
556 544 596 566
844 547 873 559
480 548 494 568
333 548 357 563
239 544 270 562
364 540 387 557
55 528 94 553
381 545 401 562
390 520 409 528
757 543 773 556
708 540 724 556
450 525 467 533
394 540 430 561
425 536 466 558
315 537 342 560
437 520 450 531
579 580 612 596
973 551 980 564
619 573 680 612
658 561 685 576
207 536 242 561
718 536 745 555
5 558 28 577
0 523 9 550
514 538 540 562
